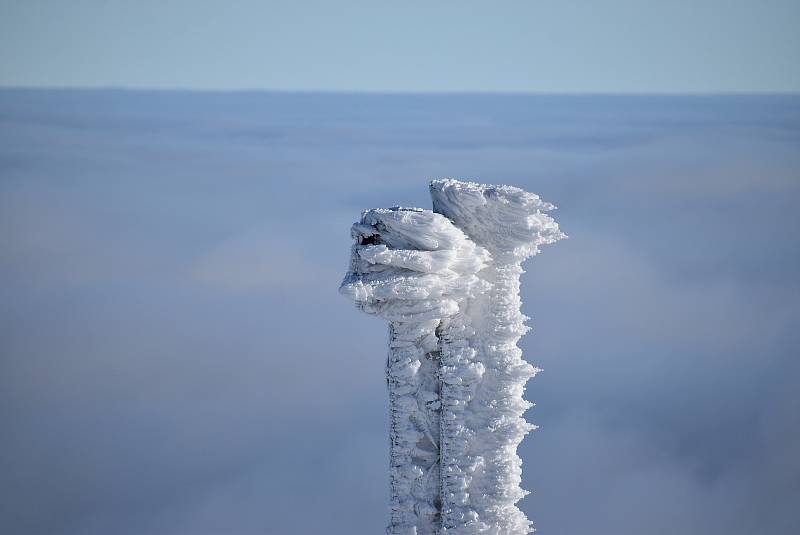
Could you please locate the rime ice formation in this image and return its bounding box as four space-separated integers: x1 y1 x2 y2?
430 180 565 535
341 207 490 535
340 180 565 535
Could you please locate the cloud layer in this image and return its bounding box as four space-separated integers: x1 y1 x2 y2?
1 90 798 535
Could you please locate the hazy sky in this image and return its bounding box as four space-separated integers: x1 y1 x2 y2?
1 89 798 534
1 0 798 92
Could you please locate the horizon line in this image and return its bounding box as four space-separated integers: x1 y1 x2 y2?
1 85 799 98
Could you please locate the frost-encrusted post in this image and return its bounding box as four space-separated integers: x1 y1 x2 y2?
430 180 565 534
341 180 564 535
340 207 489 535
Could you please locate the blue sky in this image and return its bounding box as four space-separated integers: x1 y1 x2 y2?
1 0 798 92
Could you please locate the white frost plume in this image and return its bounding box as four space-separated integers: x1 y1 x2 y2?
430 179 565 262
341 181 565 535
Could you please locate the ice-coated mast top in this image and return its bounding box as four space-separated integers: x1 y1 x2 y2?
340 180 565 535
340 207 489 323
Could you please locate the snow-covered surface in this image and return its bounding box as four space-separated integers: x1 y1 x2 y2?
341 180 565 534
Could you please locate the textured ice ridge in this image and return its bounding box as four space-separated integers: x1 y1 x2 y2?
340 180 565 534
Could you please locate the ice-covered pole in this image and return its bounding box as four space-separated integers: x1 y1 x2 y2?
340 207 490 535
430 180 565 534
340 180 564 534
